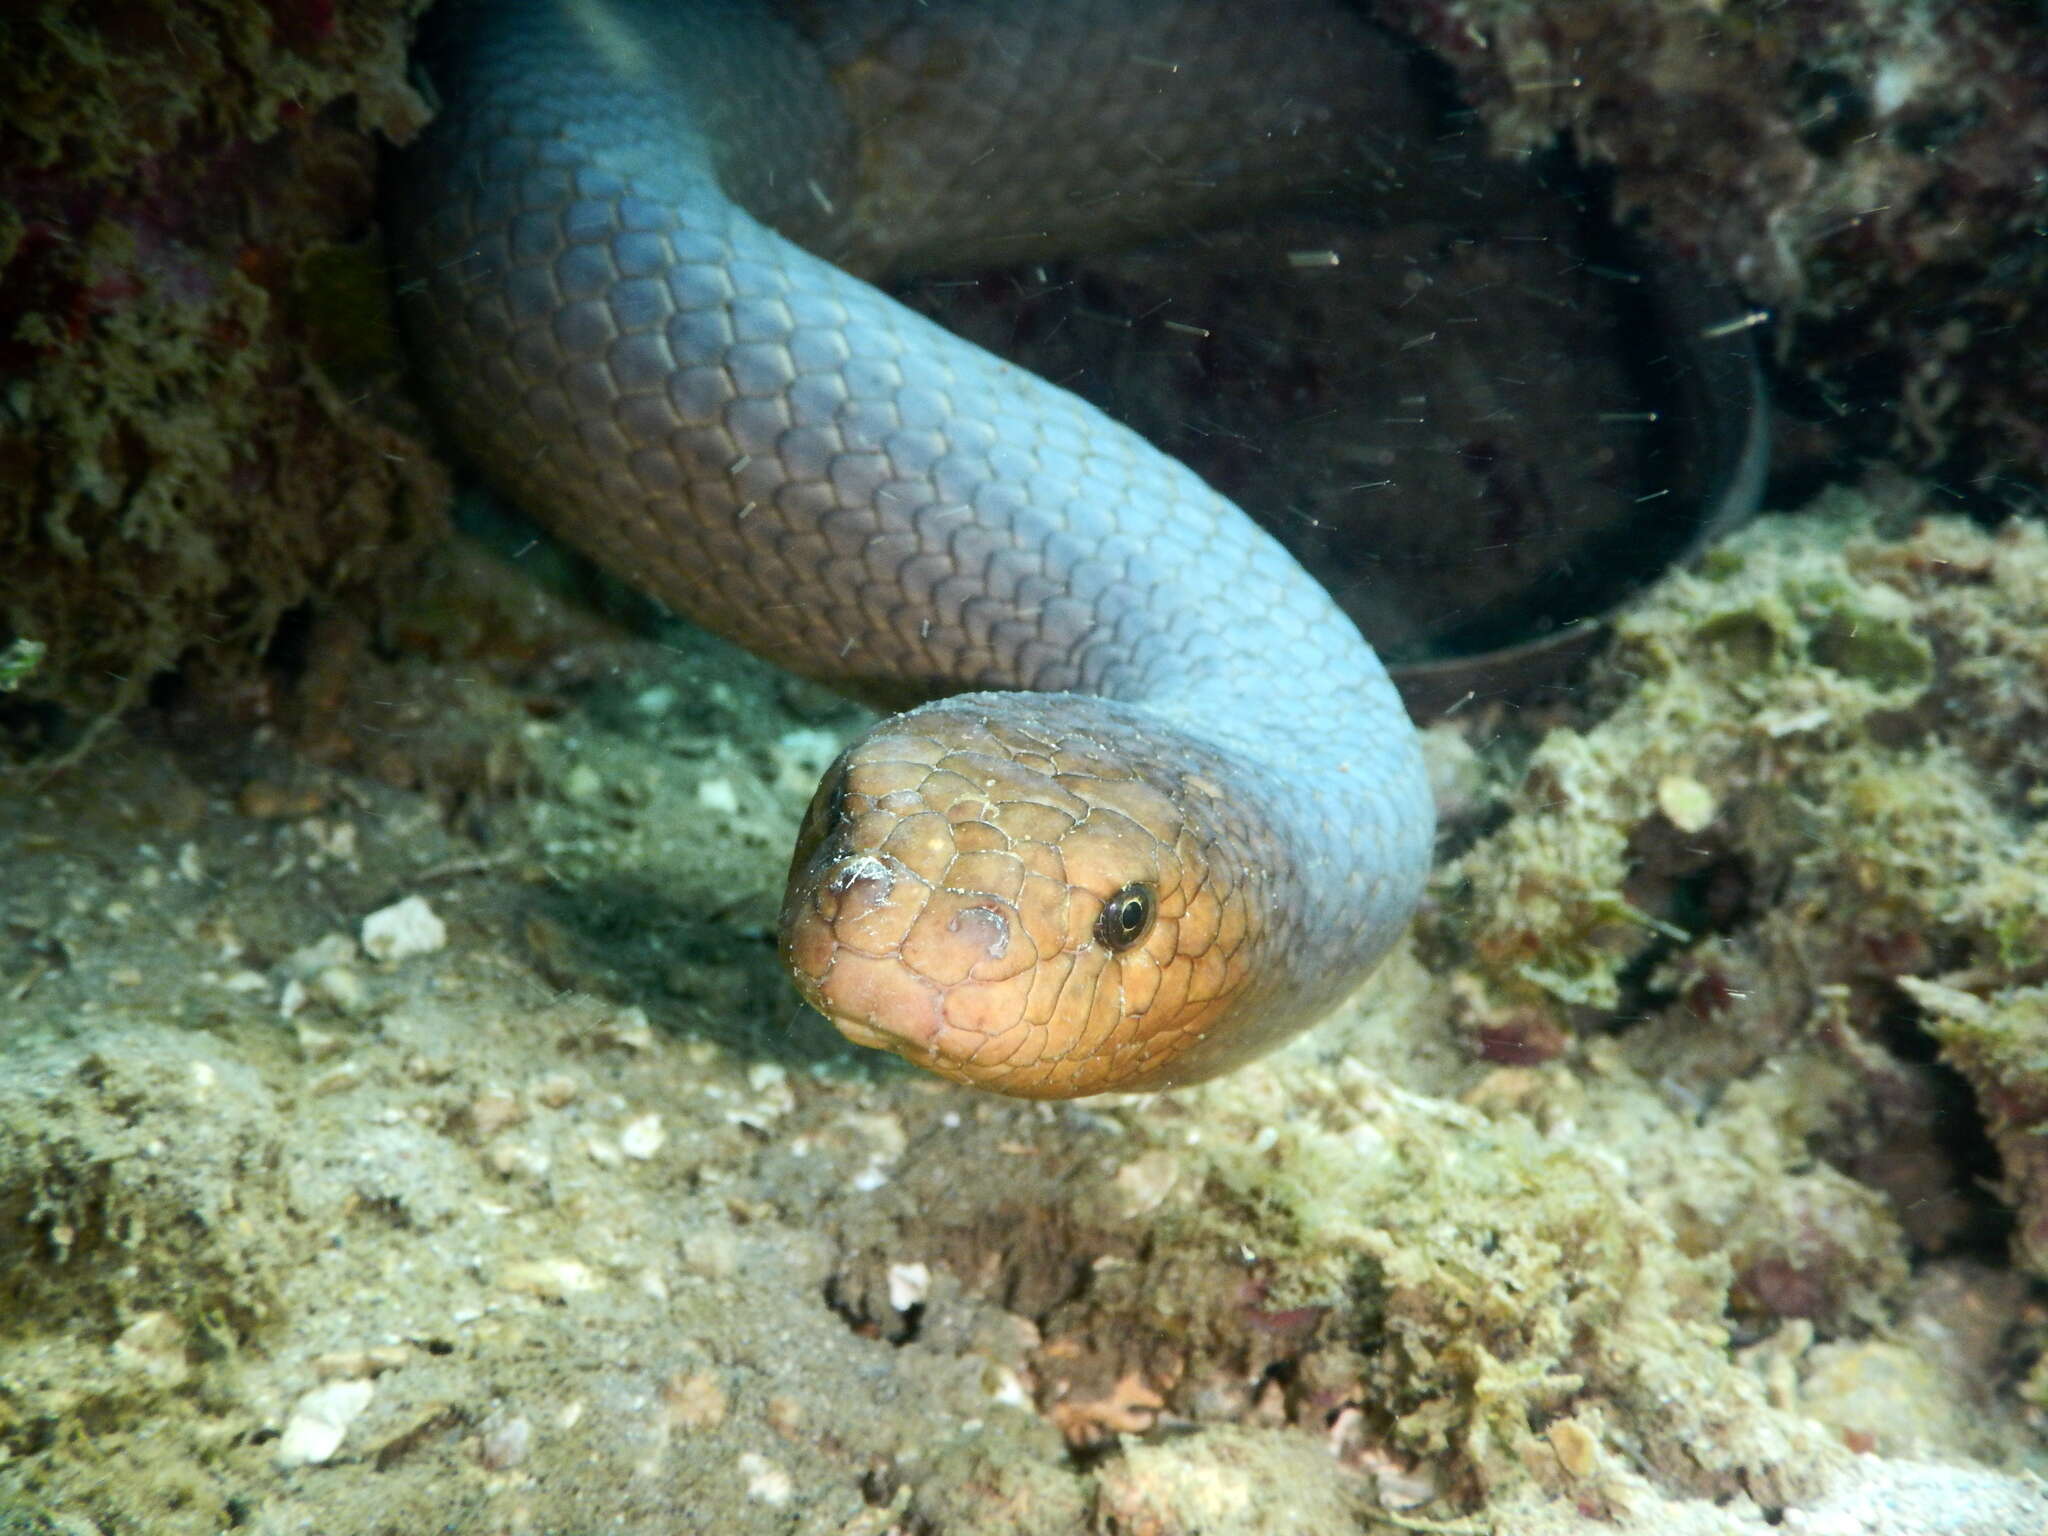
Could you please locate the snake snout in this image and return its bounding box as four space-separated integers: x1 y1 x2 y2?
776 720 1060 1088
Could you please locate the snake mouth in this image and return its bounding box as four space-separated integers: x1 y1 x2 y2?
827 1011 898 1053
781 924 955 1069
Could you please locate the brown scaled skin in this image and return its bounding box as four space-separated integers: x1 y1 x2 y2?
780 698 1262 1099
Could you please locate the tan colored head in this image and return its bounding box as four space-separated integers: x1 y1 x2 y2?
778 699 1264 1098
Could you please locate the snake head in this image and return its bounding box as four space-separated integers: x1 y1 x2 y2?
778 694 1267 1098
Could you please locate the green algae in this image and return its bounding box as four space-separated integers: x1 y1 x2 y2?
1433 480 2048 1038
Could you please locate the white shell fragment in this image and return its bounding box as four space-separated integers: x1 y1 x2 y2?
886 1262 930 1312
695 777 740 815
275 1378 375 1468
738 1451 792 1505
618 1113 666 1160
501 1258 602 1300
360 895 448 963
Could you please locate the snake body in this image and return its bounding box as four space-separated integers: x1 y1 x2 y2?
397 0 1437 1096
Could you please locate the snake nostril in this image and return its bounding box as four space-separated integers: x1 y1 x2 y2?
825 853 897 915
949 904 1010 961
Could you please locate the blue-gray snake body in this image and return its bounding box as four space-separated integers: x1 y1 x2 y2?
397 0 1437 1096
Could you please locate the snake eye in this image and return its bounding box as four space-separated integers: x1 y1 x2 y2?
1095 883 1155 952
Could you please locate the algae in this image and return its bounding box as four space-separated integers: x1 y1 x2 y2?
0 641 43 694
0 0 446 719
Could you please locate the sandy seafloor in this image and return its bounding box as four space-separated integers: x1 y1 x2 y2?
4 470 2048 1535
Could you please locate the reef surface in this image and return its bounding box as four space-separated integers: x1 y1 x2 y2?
4 481 2047 1533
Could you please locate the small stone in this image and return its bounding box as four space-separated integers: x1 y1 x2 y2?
1113 1150 1181 1218
403 1051 453 1083
662 1370 727 1428
532 1073 580 1108
286 932 360 976
985 1362 1032 1409
468 1089 526 1140
238 779 330 819
360 895 447 963
765 1395 803 1436
680 1227 741 1280
312 1345 410 1380
1368 1450 1441 1510
634 684 677 715
478 1414 533 1471
276 1379 374 1468
112 1311 189 1386
593 1006 655 1052
293 1023 346 1061
771 727 843 798
489 1143 551 1181
1547 1417 1600 1478
838 1110 906 1164
618 1113 666 1160
737 1451 792 1506
307 1063 364 1097
302 817 359 865
561 763 604 804
732 1061 794 1125
311 964 366 1012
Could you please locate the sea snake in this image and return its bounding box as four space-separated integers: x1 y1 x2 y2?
394 0 1741 1096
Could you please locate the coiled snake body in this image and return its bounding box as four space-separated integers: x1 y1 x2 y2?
397 0 1437 1096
